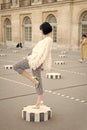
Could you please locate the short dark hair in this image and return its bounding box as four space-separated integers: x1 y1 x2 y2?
82 34 87 38
40 22 52 35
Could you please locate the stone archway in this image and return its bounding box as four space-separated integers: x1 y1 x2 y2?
22 16 32 47
4 18 12 46
46 14 57 43
80 11 87 39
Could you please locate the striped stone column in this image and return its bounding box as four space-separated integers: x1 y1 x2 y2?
22 105 52 122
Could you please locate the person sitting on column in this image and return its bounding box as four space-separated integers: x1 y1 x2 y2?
13 22 53 109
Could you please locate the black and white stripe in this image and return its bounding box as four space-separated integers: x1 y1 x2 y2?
22 105 52 122
59 54 67 58
0 54 6 56
54 60 65 65
4 65 13 69
46 73 61 79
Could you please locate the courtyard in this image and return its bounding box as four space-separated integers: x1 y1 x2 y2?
0 46 87 130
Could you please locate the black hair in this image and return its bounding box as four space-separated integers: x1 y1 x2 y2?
82 34 87 38
40 22 52 35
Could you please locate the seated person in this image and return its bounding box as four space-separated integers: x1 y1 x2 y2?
16 42 23 48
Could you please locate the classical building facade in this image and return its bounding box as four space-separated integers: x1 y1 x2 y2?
0 0 87 49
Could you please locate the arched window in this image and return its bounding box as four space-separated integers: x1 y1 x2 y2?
23 17 32 43
80 11 87 38
5 18 12 41
46 14 57 43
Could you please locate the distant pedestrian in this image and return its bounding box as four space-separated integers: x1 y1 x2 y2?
16 42 23 48
79 34 87 63
13 22 53 109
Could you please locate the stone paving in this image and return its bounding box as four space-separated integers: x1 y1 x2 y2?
0 47 87 130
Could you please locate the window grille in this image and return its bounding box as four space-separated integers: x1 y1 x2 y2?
81 12 87 37
5 19 12 41
23 17 32 42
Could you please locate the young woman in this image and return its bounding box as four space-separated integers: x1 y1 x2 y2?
80 34 87 63
13 22 53 109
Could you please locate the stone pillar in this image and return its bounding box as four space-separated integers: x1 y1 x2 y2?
57 5 71 49
12 0 17 5
32 0 42 5
0 0 3 9
34 0 38 2
0 16 2 45
71 22 79 49
11 0 19 7
0 16 6 46
11 13 20 46
32 10 42 45
17 0 19 6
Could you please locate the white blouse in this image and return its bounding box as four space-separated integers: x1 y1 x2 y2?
27 37 53 70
